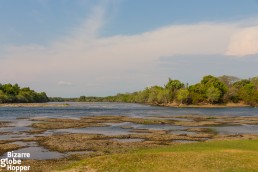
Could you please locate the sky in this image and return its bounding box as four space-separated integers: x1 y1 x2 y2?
0 0 258 97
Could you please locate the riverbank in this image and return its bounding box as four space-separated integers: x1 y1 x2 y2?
156 102 253 108
0 103 69 107
0 102 254 108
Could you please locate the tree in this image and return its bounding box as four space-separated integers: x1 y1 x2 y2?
157 89 170 104
233 79 251 89
201 75 227 92
218 75 239 87
188 83 206 104
225 87 239 103
0 83 48 103
165 78 184 92
38 92 49 102
135 89 150 103
251 76 258 89
206 87 221 103
165 78 184 102
201 75 227 103
68 75 257 106
0 90 7 103
147 86 163 104
176 88 189 104
237 83 257 106
1 84 18 96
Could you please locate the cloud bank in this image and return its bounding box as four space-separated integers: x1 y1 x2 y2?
1 3 258 96
226 25 258 56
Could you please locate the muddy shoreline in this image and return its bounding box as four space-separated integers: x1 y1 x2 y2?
0 103 69 107
0 102 255 108
153 102 253 108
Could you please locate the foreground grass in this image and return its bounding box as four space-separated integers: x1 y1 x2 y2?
59 139 258 172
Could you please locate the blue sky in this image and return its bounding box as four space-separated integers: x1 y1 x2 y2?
0 0 258 97
1 0 258 45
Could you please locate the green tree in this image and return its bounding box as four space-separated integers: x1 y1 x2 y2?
1 83 19 96
233 79 251 89
157 89 170 104
165 78 184 102
176 88 189 104
251 76 258 89
201 75 227 103
238 83 257 106
206 87 221 103
147 86 163 104
0 90 7 103
225 87 239 103
135 89 150 103
188 83 206 104
201 75 227 93
0 83 48 103
165 78 184 92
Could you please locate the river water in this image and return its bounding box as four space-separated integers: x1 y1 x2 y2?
0 102 258 160
1 102 258 120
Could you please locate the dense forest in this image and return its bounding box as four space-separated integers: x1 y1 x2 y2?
0 83 48 103
57 75 258 106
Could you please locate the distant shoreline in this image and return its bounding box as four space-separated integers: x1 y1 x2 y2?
0 103 69 107
0 102 255 108
158 102 252 108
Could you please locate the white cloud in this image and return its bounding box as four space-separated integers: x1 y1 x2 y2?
0 3 258 96
226 25 258 56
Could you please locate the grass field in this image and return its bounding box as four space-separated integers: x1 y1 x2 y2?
58 139 258 172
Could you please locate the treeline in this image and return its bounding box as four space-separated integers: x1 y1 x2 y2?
0 83 48 103
49 96 104 102
48 97 77 102
73 75 258 106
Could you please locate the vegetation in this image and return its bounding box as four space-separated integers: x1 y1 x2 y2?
60 139 258 172
48 97 77 102
4 75 257 106
0 83 48 103
73 75 258 106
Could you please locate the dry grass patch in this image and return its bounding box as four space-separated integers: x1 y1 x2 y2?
37 133 168 154
31 118 109 129
0 121 10 128
80 116 176 125
0 143 23 155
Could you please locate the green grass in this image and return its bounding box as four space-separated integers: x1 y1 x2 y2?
60 139 258 172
